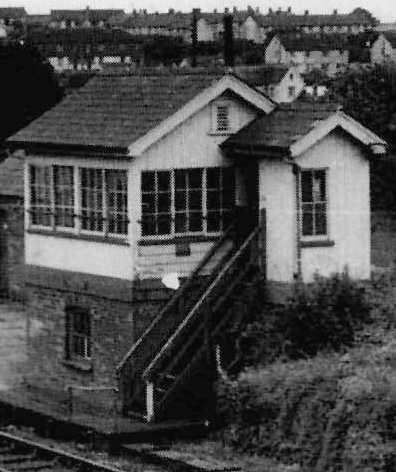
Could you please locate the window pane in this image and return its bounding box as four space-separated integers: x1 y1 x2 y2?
207 190 220 210
142 172 155 192
315 203 327 235
66 307 91 360
207 168 220 189
207 210 221 232
302 203 313 236
189 169 202 189
313 170 326 201
54 165 74 228
175 190 186 211
175 213 187 233
189 190 202 210
157 171 170 191
30 165 52 227
158 193 171 213
175 169 186 189
141 215 156 236
189 211 203 232
80 168 103 232
301 171 313 203
157 214 171 235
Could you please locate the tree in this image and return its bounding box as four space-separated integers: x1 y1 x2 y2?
328 64 396 145
0 42 63 143
327 65 396 210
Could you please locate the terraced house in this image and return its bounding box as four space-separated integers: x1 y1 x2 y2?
265 33 351 76
6 69 386 422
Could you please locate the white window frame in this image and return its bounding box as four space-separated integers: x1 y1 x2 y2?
28 164 128 238
299 168 329 240
140 167 235 239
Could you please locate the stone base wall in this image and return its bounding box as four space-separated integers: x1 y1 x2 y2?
0 199 25 299
24 266 172 416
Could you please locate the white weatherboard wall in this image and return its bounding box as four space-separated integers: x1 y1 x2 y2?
131 95 257 279
259 131 370 283
298 132 370 281
25 95 258 282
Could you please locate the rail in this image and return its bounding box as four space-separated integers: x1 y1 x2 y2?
144 226 260 379
117 223 236 414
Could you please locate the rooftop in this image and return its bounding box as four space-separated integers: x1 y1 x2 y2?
7 70 225 152
275 32 351 52
221 100 341 152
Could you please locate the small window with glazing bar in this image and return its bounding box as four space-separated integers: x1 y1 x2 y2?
216 105 230 132
300 169 327 237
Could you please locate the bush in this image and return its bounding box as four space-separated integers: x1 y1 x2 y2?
225 273 372 370
218 337 396 471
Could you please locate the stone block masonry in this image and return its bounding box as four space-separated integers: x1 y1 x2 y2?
23 265 173 416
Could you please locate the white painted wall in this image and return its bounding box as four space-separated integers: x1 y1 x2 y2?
259 131 371 283
25 155 134 280
131 94 257 279
272 67 305 103
371 35 396 63
24 95 258 281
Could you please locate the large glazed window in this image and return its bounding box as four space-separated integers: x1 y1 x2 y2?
30 165 52 227
300 169 327 237
141 167 235 237
54 165 74 228
28 165 128 237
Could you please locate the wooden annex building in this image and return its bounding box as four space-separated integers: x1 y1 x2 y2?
2 68 386 424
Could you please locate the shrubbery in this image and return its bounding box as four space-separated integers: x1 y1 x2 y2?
218 337 396 471
217 272 396 471
225 273 373 371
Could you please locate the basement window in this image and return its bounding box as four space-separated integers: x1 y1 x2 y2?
65 306 92 362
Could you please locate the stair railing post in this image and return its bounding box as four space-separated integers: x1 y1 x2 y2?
145 380 155 422
259 208 267 276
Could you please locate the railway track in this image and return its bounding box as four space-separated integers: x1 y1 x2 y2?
0 430 123 472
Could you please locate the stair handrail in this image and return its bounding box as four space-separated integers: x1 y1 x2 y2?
142 226 260 380
115 222 236 374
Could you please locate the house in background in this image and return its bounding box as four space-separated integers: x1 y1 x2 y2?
6 69 385 422
49 8 125 29
236 65 305 103
265 33 350 76
371 31 396 63
25 28 140 72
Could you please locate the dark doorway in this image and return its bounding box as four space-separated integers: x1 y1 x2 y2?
234 162 260 242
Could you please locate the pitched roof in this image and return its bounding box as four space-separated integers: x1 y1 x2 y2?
0 7 26 18
234 65 290 87
276 32 350 52
381 31 396 48
221 100 341 151
257 8 377 28
122 11 192 29
7 70 225 152
0 154 24 198
50 9 125 23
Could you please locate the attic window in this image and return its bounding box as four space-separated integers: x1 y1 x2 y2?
216 105 230 132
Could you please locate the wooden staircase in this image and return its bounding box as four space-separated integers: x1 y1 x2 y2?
116 222 264 422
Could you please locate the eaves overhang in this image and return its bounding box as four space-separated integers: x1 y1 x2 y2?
5 141 130 159
221 142 290 159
